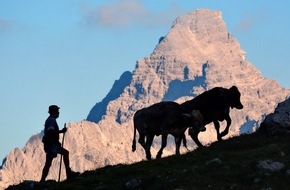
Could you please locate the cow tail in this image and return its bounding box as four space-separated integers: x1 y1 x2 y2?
132 121 137 152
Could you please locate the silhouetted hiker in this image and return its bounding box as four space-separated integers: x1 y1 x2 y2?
40 105 78 182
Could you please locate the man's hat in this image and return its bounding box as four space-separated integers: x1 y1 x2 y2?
48 105 60 114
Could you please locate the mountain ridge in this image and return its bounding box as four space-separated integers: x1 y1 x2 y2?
7 126 290 190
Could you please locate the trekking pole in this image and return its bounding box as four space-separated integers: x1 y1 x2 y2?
58 123 66 182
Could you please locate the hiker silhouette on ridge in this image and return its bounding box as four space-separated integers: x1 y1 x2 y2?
40 105 78 182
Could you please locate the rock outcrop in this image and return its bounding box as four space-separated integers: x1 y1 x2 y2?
259 97 290 135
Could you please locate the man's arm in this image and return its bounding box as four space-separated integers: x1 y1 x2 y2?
59 127 67 133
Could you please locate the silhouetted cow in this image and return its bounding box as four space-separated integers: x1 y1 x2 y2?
180 86 243 147
132 101 205 160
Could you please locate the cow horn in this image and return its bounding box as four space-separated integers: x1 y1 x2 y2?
191 110 202 118
182 113 192 118
230 85 238 91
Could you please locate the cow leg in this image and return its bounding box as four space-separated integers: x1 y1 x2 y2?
138 133 146 149
188 128 203 147
145 134 154 160
175 135 183 155
181 133 188 150
220 115 232 137
156 134 168 159
214 120 222 141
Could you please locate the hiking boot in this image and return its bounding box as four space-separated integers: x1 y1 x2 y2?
66 169 80 180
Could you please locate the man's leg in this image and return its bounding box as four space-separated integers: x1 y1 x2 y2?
40 154 54 182
58 147 71 177
58 147 80 179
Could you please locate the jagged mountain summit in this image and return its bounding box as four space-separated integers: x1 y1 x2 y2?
1 9 290 189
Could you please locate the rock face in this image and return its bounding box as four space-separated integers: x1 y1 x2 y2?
1 9 290 189
259 97 290 135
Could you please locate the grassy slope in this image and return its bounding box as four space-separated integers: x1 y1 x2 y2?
7 131 290 190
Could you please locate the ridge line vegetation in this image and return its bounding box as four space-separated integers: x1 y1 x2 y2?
7 131 290 190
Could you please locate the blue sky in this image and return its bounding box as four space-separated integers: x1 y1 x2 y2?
0 0 289 162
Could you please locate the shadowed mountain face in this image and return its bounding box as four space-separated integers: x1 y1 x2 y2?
87 71 132 124
1 9 290 189
163 63 208 101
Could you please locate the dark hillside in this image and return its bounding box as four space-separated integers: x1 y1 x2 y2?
7 131 290 190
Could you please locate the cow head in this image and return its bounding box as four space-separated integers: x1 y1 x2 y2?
183 110 206 132
229 86 243 109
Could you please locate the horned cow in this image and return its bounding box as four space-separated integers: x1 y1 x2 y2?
132 101 205 160
180 86 243 147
